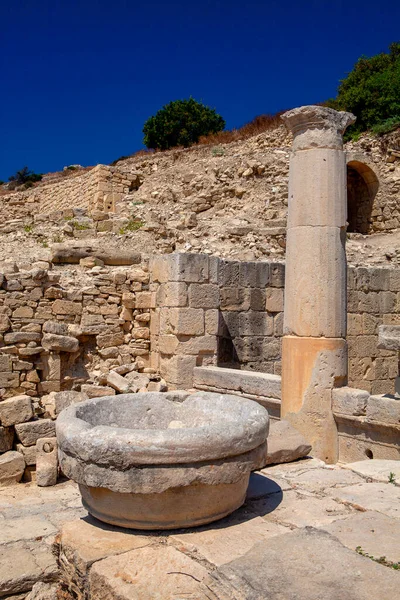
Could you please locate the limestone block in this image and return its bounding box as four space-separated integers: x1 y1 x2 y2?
0 426 14 452
0 394 33 426
0 451 25 486
0 540 58 597
365 394 400 424
132 327 150 340
263 419 312 465
287 149 347 228
189 283 220 308
239 311 273 336
160 335 217 356
52 300 82 316
377 324 400 350
80 384 116 398
25 582 59 600
43 320 68 335
0 372 20 388
36 438 58 487
15 443 36 466
96 331 124 348
332 387 369 417
270 262 285 287
284 226 346 338
135 292 155 309
106 371 132 393
220 287 250 311
160 307 204 336
4 332 41 344
12 306 34 318
160 355 197 387
266 288 284 312
163 282 188 307
124 371 150 392
13 360 33 371
15 419 56 447
194 366 281 399
165 252 209 283
51 244 141 266
239 261 270 287
42 333 79 353
0 314 11 332
0 355 11 371
205 309 219 335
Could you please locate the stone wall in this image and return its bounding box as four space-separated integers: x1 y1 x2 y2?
149 254 400 395
0 257 154 481
0 165 139 223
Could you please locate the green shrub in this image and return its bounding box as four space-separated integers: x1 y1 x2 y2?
329 42 400 137
143 98 225 150
119 219 145 235
23 224 33 233
371 116 400 136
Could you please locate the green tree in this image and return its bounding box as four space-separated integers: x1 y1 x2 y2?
143 98 225 150
327 42 400 136
8 166 42 186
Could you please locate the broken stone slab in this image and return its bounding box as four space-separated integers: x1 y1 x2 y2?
51 244 141 266
89 545 211 600
123 370 150 392
42 390 88 419
42 333 79 353
0 540 58 597
106 371 132 394
323 510 400 565
206 527 400 600
0 394 33 426
42 320 68 336
193 365 282 399
15 419 56 447
342 459 400 486
0 425 14 452
263 419 311 466
0 451 25 486
4 332 41 344
36 438 58 487
16 443 36 466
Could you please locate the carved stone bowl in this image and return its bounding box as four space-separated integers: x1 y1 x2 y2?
56 391 269 529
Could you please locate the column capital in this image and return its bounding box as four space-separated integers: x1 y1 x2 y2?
281 105 356 151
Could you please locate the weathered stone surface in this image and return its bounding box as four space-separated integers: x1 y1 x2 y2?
323 511 400 564
329 482 400 518
42 320 68 336
57 391 269 528
0 425 14 452
172 515 287 567
0 394 33 426
206 527 398 600
36 438 58 487
0 451 25 486
0 540 58 597
51 300 82 316
275 465 364 493
89 545 210 600
106 371 132 393
16 443 36 466
4 332 41 344
263 419 312 466
342 459 400 486
25 582 59 600
15 419 56 447
377 324 400 350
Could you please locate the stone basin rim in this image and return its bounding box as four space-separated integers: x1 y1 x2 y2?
56 391 270 465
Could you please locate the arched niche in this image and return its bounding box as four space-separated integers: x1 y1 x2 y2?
346 160 379 234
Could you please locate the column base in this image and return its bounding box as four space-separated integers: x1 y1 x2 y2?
281 336 347 463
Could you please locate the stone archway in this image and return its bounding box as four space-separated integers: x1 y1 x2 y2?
346 160 379 234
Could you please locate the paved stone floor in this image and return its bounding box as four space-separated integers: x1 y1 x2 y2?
1 459 399 598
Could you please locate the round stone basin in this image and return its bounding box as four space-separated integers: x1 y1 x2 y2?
56 391 269 529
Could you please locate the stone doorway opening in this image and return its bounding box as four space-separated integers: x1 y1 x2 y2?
346 160 379 234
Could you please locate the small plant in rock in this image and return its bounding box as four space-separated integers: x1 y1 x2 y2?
8 166 42 187
71 221 91 231
41 239 49 248
64 215 73 221
52 234 63 243
23 224 33 233
388 471 396 484
356 546 400 570
212 146 225 157
130 200 145 207
119 219 145 235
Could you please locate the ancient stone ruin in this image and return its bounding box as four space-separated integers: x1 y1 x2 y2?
0 105 399 599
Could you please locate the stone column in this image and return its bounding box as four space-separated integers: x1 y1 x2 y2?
280 106 356 463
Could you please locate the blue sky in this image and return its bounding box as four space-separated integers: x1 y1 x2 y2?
0 0 399 180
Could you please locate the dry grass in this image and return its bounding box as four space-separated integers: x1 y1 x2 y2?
197 111 287 146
